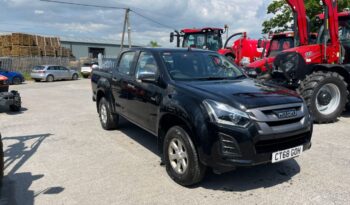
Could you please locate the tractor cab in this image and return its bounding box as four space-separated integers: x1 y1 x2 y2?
338 12 350 63
170 28 224 51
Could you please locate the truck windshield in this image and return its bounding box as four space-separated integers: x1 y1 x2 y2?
161 51 245 81
267 37 294 57
183 32 222 51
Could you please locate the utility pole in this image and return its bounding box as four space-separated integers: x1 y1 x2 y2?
120 8 131 54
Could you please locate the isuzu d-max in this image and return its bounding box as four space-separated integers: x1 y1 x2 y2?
91 48 313 186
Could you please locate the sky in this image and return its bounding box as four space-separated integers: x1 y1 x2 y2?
0 0 273 46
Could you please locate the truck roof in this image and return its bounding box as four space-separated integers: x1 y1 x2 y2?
127 47 218 54
181 27 223 34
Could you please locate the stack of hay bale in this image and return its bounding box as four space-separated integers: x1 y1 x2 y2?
0 33 72 57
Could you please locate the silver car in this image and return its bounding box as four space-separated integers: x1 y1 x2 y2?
31 65 79 82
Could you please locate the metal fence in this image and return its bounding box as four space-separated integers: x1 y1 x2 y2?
0 57 76 73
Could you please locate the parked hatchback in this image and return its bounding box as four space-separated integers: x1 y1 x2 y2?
0 68 24 85
31 65 79 82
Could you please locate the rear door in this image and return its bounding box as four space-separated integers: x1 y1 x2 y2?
60 66 71 79
111 51 137 115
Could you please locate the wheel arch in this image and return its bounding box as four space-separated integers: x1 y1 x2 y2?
157 113 196 155
312 65 350 87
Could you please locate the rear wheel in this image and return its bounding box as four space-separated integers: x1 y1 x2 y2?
299 71 348 123
46 75 54 82
12 77 21 85
72 73 78 80
98 97 119 130
163 126 206 186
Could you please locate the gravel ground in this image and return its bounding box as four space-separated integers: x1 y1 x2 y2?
0 79 350 205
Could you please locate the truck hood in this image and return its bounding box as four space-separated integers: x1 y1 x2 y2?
246 57 275 72
180 78 302 109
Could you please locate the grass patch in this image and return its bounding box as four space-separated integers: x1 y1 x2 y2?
22 72 32 81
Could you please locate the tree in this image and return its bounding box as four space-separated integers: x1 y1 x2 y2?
262 0 350 34
149 40 160 47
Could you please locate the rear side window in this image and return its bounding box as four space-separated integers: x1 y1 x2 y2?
33 66 45 70
118 52 136 75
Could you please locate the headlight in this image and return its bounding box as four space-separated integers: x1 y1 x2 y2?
203 99 251 127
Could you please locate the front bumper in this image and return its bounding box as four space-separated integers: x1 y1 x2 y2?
198 103 313 172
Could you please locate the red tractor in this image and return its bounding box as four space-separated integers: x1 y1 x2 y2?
265 0 350 123
170 27 267 66
246 32 318 74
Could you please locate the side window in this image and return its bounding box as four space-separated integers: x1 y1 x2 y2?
48 66 54 71
55 66 60 71
60 66 68 71
135 52 158 79
118 52 136 75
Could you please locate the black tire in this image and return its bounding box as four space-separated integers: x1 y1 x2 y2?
98 97 119 130
0 133 3 183
9 91 21 112
82 74 89 79
34 79 41 82
12 77 21 85
46 75 54 82
163 126 206 186
72 74 79 80
299 71 348 123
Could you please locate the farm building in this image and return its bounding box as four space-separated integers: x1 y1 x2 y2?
60 36 140 59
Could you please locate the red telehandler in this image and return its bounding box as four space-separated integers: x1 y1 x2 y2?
266 0 350 123
170 27 267 66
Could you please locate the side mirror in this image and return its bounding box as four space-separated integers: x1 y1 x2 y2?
257 39 262 48
170 32 174 43
138 71 156 83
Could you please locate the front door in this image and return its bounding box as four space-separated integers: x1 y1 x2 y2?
127 51 163 133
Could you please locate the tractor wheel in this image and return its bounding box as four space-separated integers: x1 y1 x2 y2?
9 91 21 112
298 71 348 123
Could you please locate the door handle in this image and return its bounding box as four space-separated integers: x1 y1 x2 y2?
127 83 135 89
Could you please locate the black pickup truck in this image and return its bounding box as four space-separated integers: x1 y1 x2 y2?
91 48 313 186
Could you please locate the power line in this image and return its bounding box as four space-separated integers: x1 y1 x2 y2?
131 10 176 30
39 0 176 30
39 0 127 10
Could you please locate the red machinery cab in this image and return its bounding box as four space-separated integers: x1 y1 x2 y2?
170 28 266 66
247 32 317 73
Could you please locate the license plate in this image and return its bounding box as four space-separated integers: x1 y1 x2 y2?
272 145 303 163
274 109 297 119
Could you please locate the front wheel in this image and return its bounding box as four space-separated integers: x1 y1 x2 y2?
9 91 21 112
98 97 119 130
299 71 349 123
163 126 206 186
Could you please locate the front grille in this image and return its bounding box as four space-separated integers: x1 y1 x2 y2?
255 133 310 153
219 133 241 156
266 117 303 127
